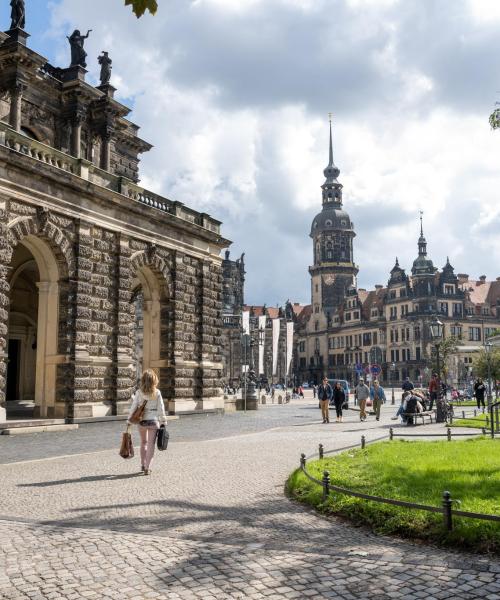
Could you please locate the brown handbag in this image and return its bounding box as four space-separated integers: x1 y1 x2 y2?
119 425 134 459
129 395 148 424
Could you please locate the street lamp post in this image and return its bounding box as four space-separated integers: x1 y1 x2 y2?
429 317 445 423
391 362 396 405
485 341 493 409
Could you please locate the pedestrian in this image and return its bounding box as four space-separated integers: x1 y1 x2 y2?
392 391 409 422
317 376 333 424
313 384 317 399
428 373 439 410
299 385 304 398
473 377 487 411
401 377 414 393
333 381 345 422
370 380 386 421
127 369 167 475
355 378 370 421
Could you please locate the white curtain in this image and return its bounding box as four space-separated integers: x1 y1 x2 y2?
258 315 266 375
272 318 280 376
242 310 250 335
286 321 294 375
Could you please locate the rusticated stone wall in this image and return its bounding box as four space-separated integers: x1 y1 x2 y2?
0 197 224 419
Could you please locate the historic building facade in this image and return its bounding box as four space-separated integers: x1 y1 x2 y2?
296 124 500 387
0 20 228 420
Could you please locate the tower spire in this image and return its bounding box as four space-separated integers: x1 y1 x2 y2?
418 211 427 256
321 114 342 206
328 113 333 167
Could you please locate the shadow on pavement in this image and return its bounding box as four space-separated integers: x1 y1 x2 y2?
18 472 143 487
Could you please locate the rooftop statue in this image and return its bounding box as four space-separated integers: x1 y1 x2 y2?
98 51 112 86
67 29 92 68
10 0 25 30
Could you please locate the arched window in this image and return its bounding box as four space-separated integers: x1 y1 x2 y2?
325 219 332 227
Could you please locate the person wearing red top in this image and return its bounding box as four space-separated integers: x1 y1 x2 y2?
428 373 439 410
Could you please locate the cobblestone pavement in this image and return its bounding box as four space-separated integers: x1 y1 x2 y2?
0 400 498 599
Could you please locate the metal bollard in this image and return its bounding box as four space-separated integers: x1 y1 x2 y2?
361 435 366 449
319 443 324 459
442 491 453 531
389 427 394 441
462 410 465 419
474 409 477 417
300 453 306 469
447 428 451 441
322 470 330 501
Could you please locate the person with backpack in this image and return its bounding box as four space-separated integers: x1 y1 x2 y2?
332 381 346 422
127 369 167 475
318 376 333 424
404 393 424 426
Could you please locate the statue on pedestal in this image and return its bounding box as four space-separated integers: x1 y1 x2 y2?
67 29 92 68
98 52 112 85
10 0 25 30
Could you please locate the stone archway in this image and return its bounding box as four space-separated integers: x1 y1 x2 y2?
130 249 173 387
7 235 61 418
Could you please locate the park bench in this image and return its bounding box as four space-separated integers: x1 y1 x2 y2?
403 410 435 425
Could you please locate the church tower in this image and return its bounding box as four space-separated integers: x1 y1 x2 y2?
309 119 358 319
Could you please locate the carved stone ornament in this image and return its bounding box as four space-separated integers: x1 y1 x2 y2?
146 243 157 264
36 206 50 230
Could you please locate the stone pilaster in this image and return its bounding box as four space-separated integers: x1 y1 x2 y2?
70 220 94 419
0 195 12 420
114 234 135 415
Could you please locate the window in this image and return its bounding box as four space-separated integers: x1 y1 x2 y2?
371 309 379 317
363 333 372 346
328 338 334 349
325 220 332 227
416 347 421 360
469 327 481 342
345 313 351 321
315 284 319 293
482 307 490 315
353 311 360 319
414 326 421 341
373 332 378 344
328 354 334 367
390 290 397 299
315 305 319 313
299 341 305 352
452 303 462 317
400 288 407 298
315 321 319 332
450 325 462 339
315 338 320 351
300 357 306 368
444 284 455 295
439 302 448 315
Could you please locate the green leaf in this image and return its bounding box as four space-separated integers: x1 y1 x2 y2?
125 0 158 18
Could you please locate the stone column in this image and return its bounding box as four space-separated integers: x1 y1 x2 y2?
0 195 11 422
71 114 85 159
9 82 24 132
101 130 112 171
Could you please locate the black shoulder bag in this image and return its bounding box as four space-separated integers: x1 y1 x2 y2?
157 424 170 451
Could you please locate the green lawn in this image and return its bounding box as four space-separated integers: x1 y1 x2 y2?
451 413 489 429
287 438 500 553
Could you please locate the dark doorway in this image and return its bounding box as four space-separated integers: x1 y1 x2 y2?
6 339 20 401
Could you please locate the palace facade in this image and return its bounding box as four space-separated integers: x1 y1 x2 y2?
0 22 228 421
295 123 500 387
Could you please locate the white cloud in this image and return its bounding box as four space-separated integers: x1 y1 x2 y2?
43 0 500 305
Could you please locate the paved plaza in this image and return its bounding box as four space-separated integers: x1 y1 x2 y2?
0 397 499 600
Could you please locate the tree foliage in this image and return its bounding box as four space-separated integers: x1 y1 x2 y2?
428 336 462 381
125 0 158 18
473 348 500 384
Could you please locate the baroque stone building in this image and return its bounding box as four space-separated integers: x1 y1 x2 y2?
296 123 500 387
0 23 228 420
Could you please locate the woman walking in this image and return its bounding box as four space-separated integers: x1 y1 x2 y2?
333 381 345 422
127 369 167 475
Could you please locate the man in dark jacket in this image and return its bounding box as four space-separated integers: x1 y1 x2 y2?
474 378 487 410
402 377 414 392
318 377 333 424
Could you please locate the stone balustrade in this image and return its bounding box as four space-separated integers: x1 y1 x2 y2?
0 121 221 236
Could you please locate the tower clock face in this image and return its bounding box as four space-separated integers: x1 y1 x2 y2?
323 274 335 286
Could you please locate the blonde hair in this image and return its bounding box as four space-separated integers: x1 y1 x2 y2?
140 369 159 395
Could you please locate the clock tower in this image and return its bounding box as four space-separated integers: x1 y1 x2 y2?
309 120 358 320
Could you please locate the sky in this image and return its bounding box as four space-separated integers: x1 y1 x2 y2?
5 0 500 306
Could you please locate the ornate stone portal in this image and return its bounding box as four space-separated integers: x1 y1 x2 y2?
0 20 229 420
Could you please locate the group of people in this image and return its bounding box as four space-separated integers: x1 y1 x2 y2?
317 378 347 423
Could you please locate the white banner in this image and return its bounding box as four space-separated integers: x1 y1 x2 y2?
242 310 250 335
286 321 294 376
258 315 267 375
272 318 280 376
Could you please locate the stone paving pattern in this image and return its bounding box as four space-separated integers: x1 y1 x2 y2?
0 398 499 599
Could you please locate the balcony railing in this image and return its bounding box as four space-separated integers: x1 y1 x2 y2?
0 121 221 235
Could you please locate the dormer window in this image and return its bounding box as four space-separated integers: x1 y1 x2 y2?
325 220 332 227
341 220 347 227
